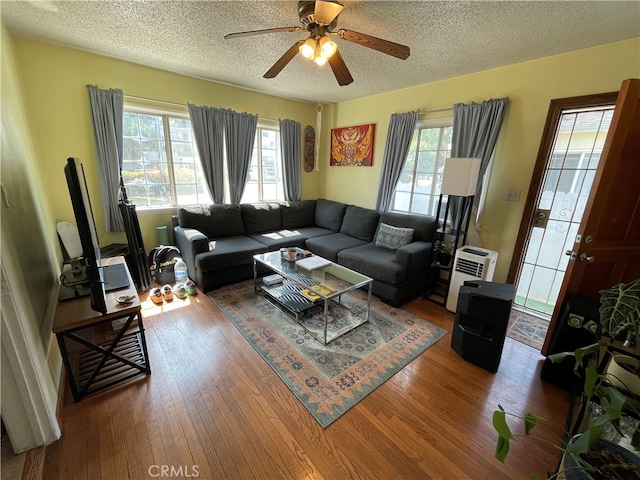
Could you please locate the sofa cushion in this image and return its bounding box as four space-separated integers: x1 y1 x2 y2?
248 231 307 250
291 226 335 240
178 205 217 238
201 204 245 238
374 223 414 250
340 205 380 242
280 200 316 229
338 244 406 285
315 198 347 232
379 212 437 242
195 236 266 272
241 203 282 234
305 232 366 262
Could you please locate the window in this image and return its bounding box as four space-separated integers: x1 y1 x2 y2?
122 107 212 209
391 119 453 216
241 125 284 203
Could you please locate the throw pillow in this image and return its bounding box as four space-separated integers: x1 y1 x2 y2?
375 223 414 250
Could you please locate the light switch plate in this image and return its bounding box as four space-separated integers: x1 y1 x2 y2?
505 189 521 202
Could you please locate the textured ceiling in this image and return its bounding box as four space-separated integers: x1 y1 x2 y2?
2 1 639 104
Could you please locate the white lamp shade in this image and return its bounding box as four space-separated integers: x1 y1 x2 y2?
441 157 481 196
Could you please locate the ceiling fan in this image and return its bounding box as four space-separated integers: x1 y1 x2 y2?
224 1 410 86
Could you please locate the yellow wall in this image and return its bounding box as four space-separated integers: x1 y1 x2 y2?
10 36 319 253
321 38 640 280
1 25 61 409
9 35 640 284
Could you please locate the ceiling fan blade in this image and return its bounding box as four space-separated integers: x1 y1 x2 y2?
328 49 353 86
264 41 304 79
225 26 302 40
314 1 344 25
336 29 410 60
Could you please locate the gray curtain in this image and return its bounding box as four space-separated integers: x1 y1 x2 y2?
224 110 258 203
87 85 124 232
187 103 225 203
449 97 509 245
279 119 301 201
375 111 419 211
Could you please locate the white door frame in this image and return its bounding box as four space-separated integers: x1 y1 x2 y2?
1 246 60 453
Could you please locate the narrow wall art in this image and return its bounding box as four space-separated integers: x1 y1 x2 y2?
330 123 375 167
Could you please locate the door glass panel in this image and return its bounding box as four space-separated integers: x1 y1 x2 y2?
514 106 614 316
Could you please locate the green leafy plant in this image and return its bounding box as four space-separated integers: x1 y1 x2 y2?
599 278 640 355
494 341 640 479
493 278 640 479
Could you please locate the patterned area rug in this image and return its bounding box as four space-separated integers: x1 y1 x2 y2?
209 281 447 428
506 309 549 351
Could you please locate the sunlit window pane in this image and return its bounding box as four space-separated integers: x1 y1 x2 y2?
391 121 452 216
122 109 211 208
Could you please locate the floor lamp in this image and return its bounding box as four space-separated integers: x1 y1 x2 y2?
440 157 481 250
425 157 481 304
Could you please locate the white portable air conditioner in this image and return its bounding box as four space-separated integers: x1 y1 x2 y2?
446 246 498 312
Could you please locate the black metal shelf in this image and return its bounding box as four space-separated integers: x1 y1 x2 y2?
424 194 474 305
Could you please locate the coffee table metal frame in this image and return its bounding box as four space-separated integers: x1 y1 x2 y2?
253 251 373 345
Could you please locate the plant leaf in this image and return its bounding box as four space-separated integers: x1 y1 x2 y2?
567 432 591 456
495 435 510 463
599 278 640 339
492 406 513 462
524 412 537 435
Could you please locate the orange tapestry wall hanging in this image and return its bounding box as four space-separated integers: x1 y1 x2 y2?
330 123 375 166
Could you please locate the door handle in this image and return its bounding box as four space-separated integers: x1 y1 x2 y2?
579 253 595 263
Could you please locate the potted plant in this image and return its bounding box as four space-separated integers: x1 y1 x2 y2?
436 241 454 267
493 277 640 480
600 278 640 395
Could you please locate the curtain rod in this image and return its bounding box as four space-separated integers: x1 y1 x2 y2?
124 93 187 108
123 93 277 122
417 107 453 115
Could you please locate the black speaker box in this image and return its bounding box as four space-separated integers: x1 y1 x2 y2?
451 280 515 373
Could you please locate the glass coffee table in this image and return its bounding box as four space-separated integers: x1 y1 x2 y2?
253 250 373 345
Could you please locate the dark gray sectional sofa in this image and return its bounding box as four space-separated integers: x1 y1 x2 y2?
173 198 437 306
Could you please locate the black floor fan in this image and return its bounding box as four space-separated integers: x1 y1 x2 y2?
118 180 153 291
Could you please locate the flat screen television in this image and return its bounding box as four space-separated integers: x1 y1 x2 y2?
64 157 107 314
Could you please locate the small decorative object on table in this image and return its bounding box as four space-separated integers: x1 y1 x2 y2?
280 247 312 262
263 274 284 286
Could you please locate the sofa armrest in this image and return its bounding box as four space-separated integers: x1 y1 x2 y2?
174 226 209 278
394 240 431 268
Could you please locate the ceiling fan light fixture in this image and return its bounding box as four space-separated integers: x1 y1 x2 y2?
299 37 316 59
318 35 337 59
314 1 344 25
314 56 328 66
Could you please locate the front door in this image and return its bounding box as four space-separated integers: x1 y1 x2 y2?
513 103 615 316
541 78 640 354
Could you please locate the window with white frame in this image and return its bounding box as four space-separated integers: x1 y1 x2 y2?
122 107 212 209
390 119 453 216
241 124 284 203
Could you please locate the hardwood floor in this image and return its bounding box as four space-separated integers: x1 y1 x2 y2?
43 287 570 479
